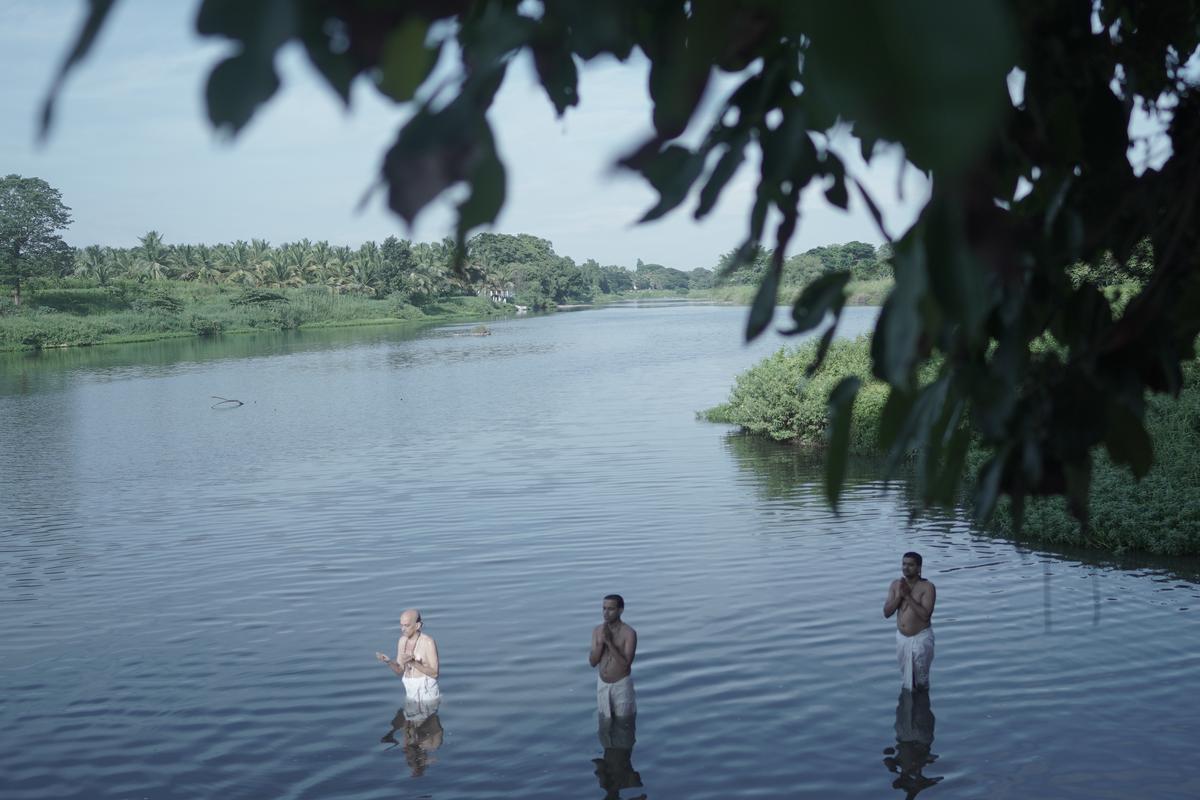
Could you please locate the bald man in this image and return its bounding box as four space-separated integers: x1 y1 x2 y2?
376 608 441 706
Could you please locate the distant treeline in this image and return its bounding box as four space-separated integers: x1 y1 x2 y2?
38 231 894 310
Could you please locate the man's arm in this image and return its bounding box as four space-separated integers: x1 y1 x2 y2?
376 650 406 677
904 583 936 622
619 627 637 667
883 580 903 618
588 626 606 667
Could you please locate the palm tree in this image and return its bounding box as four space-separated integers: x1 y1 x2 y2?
73 245 116 285
339 246 383 295
135 230 170 281
222 240 258 286
169 244 202 280
111 248 137 279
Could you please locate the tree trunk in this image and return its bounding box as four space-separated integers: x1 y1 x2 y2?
12 277 20 307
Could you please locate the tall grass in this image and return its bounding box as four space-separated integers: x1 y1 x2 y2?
685 279 892 306
0 281 515 350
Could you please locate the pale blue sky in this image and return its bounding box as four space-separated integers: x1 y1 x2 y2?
1 0 929 269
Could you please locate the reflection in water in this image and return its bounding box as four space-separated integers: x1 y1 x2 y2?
381 696 444 777
593 715 646 800
883 689 942 799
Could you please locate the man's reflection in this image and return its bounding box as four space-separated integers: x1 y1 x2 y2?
883 688 942 799
593 714 646 800
381 696 444 777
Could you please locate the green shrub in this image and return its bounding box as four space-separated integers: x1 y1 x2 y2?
703 336 889 452
231 288 288 306
388 294 426 320
26 287 131 315
986 359 1200 555
188 315 223 336
131 291 184 314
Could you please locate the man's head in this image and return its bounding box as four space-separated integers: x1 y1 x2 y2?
400 608 423 637
602 594 624 624
902 552 923 579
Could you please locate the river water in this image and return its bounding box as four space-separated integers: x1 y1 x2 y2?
2 302 1198 800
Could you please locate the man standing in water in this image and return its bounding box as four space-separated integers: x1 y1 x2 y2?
884 552 936 689
376 608 441 707
589 594 638 717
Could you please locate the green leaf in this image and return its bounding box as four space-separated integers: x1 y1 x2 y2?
196 0 296 135
924 190 990 343
695 135 748 219
789 270 850 332
533 41 579 115
870 232 927 386
298 21 357 104
1064 456 1092 525
930 425 971 506
745 259 781 341
378 19 435 102
645 12 711 139
877 387 915 452
455 126 507 264
825 174 849 209
40 0 118 139
1104 402 1153 479
974 448 1009 522
196 0 292 42
805 324 838 377
825 376 862 507
800 0 1015 173
887 375 950 474
206 52 281 135
631 145 705 223
382 67 507 225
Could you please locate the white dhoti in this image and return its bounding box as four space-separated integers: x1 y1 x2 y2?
403 675 441 723
596 675 637 717
896 627 934 690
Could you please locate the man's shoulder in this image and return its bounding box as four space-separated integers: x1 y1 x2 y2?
620 622 637 637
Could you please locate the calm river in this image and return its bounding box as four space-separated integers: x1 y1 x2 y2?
2 302 1198 800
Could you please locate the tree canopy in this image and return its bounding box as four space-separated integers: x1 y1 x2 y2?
44 1 1200 525
0 174 73 306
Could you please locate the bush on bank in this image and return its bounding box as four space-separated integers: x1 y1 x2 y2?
987 361 1200 556
706 336 1200 556
703 337 889 453
0 280 516 350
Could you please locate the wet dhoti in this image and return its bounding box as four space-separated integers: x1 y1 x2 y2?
596 675 637 717
403 675 441 722
896 627 934 689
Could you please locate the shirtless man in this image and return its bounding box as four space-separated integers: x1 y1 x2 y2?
883 552 936 689
376 608 441 707
589 594 638 717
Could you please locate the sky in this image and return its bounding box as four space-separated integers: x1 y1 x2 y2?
0 0 930 270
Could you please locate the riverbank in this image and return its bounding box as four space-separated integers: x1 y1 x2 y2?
0 280 516 351
595 278 893 306
703 336 1200 556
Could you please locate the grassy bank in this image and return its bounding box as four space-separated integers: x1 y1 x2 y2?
0 280 516 351
593 279 893 306
703 336 1200 556
687 279 892 306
